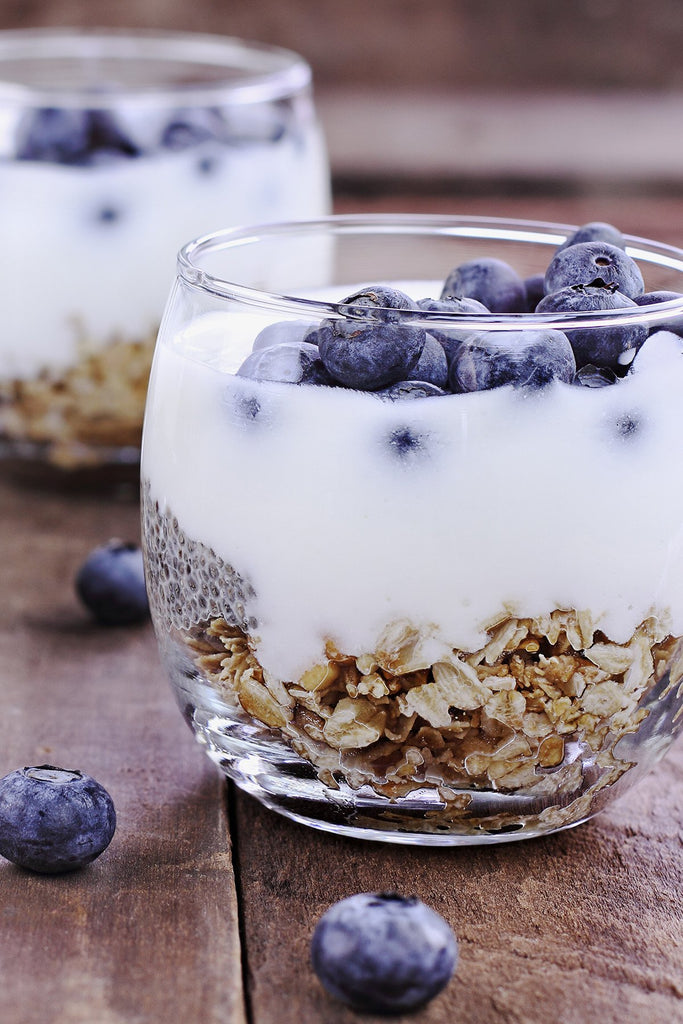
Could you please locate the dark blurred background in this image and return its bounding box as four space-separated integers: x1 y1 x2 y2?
2 1 682 210
5 0 683 89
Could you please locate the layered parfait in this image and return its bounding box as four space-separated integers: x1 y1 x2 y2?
0 31 329 474
142 217 683 841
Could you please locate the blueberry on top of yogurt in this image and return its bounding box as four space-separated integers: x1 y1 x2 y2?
537 283 647 371
441 256 527 313
230 220 670 399
450 328 575 393
544 241 644 299
555 221 626 253
313 286 426 390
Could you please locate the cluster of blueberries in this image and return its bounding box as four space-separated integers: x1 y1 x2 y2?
15 101 289 166
237 221 683 398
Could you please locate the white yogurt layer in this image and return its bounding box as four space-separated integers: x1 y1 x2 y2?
0 129 329 379
142 302 683 681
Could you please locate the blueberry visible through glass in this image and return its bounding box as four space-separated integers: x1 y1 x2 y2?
160 107 225 150
16 107 140 165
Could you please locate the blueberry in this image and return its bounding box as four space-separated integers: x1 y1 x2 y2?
441 257 527 313
523 273 546 312
544 241 644 299
573 364 618 387
16 108 139 165
634 290 683 337
556 221 625 253
237 341 332 385
417 296 489 365
95 204 122 225
160 107 225 150
16 108 90 163
408 333 449 387
75 540 149 626
615 412 642 439
251 320 318 352
85 111 141 163
450 328 575 392
0 766 116 873
536 284 647 370
340 284 418 319
314 287 426 390
385 427 430 461
311 892 457 1015
377 380 447 400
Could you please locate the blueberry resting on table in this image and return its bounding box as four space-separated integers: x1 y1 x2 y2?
0 766 116 873
311 892 458 1015
537 284 647 371
75 540 149 626
441 257 527 313
544 241 644 299
450 328 575 392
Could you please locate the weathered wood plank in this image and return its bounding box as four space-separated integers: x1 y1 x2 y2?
0 481 246 1024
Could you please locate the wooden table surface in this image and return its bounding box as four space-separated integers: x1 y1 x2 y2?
2 194 683 1024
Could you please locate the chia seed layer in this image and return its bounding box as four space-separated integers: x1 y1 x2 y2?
142 480 256 634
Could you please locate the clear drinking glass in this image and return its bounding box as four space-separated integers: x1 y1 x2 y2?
142 214 683 844
0 29 329 483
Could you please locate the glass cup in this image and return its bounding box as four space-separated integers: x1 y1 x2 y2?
0 29 329 484
142 214 683 844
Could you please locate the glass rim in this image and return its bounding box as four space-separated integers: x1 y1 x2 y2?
0 28 312 107
177 213 683 332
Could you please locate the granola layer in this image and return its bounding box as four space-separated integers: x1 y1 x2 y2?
185 611 683 811
0 328 156 468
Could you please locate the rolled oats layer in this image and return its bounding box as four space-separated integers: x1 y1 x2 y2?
0 328 156 468
185 610 683 810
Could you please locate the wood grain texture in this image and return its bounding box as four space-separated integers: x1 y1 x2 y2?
0 481 246 1024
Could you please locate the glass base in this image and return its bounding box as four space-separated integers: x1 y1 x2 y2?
167 649 629 846
196 712 599 846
